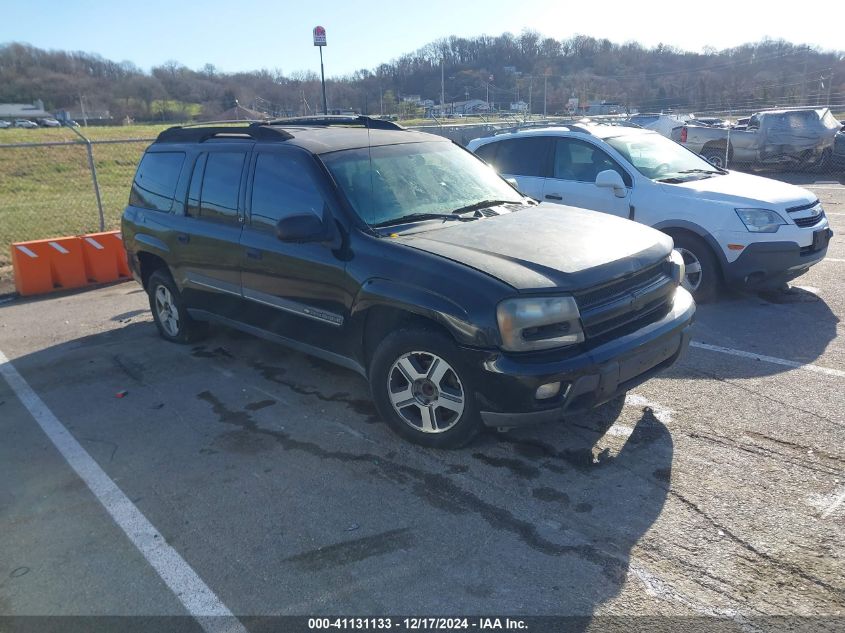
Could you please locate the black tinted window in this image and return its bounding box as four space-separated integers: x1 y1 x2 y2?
553 139 631 187
200 152 245 222
491 137 550 177
129 152 185 212
473 142 498 163
250 153 324 229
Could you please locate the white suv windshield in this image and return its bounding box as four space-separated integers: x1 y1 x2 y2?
605 133 722 181
321 141 522 226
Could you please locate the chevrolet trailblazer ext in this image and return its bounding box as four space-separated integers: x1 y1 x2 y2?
122 117 695 448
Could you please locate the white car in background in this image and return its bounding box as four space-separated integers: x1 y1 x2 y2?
468 124 832 301
13 119 38 128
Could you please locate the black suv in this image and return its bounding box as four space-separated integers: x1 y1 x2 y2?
122 116 695 448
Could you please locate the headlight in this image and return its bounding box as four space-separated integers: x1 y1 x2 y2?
735 208 786 233
669 249 686 285
496 296 584 352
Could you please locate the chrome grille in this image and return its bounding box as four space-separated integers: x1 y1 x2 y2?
792 210 825 228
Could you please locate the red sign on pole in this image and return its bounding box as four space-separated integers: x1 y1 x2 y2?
313 26 327 47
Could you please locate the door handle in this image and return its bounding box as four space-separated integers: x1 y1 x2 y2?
545 193 563 201
176 233 190 244
245 248 262 260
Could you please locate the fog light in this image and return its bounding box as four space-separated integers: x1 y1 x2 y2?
535 382 561 400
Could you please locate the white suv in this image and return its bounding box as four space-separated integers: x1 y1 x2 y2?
467 124 832 301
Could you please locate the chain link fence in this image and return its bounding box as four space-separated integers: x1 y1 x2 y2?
0 137 152 267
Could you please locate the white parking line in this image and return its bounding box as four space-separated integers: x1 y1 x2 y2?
625 393 674 424
821 488 845 519
0 349 246 633
821 257 845 263
690 341 845 378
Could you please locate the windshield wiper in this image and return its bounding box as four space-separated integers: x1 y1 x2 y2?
372 213 476 228
449 199 522 215
679 167 726 175
656 168 722 183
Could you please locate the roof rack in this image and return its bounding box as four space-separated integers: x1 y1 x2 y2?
492 121 589 136
256 115 405 131
178 119 266 127
156 124 293 144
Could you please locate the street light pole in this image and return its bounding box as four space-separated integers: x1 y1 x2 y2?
319 46 328 115
313 26 328 115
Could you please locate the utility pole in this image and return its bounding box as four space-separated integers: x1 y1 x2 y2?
800 45 810 106
78 95 88 127
543 74 548 118
827 70 835 106
527 77 533 122
441 59 445 115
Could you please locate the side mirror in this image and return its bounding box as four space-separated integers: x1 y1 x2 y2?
276 214 327 243
505 177 520 190
595 170 627 198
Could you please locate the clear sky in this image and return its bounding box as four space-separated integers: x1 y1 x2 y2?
0 0 840 77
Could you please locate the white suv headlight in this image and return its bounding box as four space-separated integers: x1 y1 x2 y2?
496 296 584 352
735 208 786 233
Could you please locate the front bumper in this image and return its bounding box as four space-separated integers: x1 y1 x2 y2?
471 287 695 428
723 231 832 290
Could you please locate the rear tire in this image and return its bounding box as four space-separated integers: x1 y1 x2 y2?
369 327 482 448
701 148 728 169
147 269 208 344
671 233 721 303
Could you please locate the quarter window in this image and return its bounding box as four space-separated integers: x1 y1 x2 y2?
250 153 325 229
199 152 246 222
129 152 185 212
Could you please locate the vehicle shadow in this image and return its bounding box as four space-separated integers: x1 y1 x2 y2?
685 287 840 378
466 397 673 622
732 167 845 186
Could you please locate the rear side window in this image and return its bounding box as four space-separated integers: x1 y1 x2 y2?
473 142 498 163
199 152 246 222
129 152 185 212
491 137 551 177
250 152 325 230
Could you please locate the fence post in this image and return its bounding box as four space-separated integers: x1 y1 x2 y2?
67 125 105 231
725 109 732 170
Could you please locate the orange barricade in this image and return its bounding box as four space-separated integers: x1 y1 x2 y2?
11 230 131 297
11 237 88 296
81 231 131 284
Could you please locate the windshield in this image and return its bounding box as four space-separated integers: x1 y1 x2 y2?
320 141 523 226
605 133 721 181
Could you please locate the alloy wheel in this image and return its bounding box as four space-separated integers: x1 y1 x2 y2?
154 285 180 337
387 351 465 434
676 247 703 292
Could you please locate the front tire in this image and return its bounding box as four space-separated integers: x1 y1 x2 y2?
369 328 482 448
147 269 207 343
671 233 721 303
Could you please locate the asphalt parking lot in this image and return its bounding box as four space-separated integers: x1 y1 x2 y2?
1 183 844 632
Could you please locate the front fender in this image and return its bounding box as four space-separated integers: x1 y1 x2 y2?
652 220 729 273
352 278 493 347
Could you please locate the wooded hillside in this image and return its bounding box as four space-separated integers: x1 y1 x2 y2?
1 33 842 121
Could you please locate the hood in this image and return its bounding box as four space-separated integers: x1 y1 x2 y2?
660 171 816 209
397 204 672 291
